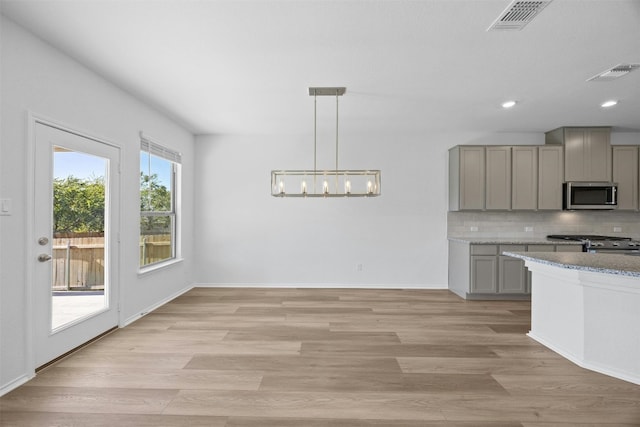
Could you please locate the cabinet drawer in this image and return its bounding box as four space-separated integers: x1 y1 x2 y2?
471 245 498 255
527 244 555 252
500 244 526 253
556 244 583 253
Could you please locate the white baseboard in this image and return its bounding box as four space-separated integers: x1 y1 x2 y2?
528 332 640 386
192 282 447 290
121 283 194 327
1 373 34 397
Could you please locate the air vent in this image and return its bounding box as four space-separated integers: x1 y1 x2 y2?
587 64 640 82
487 1 553 31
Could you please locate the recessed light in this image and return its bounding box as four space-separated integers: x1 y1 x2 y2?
601 100 618 108
502 100 517 109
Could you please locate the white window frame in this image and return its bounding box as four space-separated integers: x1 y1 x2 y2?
139 132 182 272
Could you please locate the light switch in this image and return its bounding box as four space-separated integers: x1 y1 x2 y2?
0 199 11 216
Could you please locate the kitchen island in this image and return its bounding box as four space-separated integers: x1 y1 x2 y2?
504 251 640 385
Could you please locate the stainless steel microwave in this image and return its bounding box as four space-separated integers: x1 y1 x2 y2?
563 182 617 210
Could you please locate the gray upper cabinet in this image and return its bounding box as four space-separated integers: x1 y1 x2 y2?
449 146 485 210
486 146 511 210
546 127 611 182
537 146 564 210
612 145 639 210
511 146 538 210
450 144 564 211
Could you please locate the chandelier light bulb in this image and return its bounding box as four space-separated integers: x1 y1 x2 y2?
344 179 351 194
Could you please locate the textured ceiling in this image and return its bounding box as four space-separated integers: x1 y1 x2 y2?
2 0 640 136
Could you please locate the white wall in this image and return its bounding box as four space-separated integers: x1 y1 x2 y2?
194 131 542 287
0 16 195 393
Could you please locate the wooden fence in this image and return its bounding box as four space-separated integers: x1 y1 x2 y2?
51 233 171 290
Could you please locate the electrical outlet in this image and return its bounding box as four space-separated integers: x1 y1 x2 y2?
357 264 363 271
613 226 622 232
525 226 534 232
0 199 11 216
470 226 478 232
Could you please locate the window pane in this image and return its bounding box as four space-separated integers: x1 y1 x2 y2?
140 215 174 266
140 153 173 212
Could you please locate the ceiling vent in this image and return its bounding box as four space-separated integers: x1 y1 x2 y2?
587 64 640 82
487 1 553 31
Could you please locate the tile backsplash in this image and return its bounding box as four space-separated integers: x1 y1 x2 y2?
448 211 640 239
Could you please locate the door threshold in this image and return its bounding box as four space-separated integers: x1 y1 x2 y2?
35 326 118 373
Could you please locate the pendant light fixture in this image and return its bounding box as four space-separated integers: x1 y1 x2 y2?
271 87 381 198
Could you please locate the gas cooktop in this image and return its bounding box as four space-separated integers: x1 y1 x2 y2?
547 234 640 252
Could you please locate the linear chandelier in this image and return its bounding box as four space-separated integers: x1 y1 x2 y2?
271 87 381 198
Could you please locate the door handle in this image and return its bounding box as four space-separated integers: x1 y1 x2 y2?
38 254 52 262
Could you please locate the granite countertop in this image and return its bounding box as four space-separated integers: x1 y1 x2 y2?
503 251 640 278
448 237 583 245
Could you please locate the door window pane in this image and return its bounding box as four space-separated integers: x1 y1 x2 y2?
52 147 108 330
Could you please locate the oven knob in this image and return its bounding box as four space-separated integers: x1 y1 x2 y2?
612 242 620 247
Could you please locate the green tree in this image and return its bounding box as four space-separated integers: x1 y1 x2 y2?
140 172 172 234
53 176 105 233
140 172 171 211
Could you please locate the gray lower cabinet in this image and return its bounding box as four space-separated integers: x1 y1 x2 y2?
449 240 582 299
471 256 498 293
471 244 526 295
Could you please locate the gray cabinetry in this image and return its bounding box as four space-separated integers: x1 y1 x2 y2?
471 256 498 293
470 244 498 293
449 240 583 299
537 146 564 210
612 145 639 211
449 144 564 211
449 146 485 211
546 127 611 182
511 147 538 210
486 146 511 210
498 245 526 294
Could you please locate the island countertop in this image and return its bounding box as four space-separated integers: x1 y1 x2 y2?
503 251 640 278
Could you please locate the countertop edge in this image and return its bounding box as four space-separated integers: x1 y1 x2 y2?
503 251 640 278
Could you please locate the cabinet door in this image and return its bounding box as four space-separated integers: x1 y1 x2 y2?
470 256 498 293
564 129 587 181
564 128 611 181
538 146 563 210
587 129 612 181
512 147 538 210
612 146 639 210
486 146 511 210
499 256 526 294
459 147 485 210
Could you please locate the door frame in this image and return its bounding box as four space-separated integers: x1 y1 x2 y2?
25 112 123 373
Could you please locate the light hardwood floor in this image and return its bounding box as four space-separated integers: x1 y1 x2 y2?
2 288 640 426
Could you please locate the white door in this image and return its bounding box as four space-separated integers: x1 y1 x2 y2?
33 121 120 367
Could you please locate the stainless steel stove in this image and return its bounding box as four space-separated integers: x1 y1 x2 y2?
546 234 640 253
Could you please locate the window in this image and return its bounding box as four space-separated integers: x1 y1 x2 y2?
139 134 181 268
